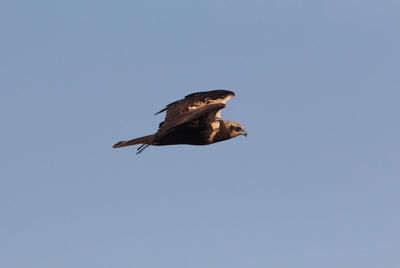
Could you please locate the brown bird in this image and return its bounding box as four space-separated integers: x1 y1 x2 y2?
113 89 247 154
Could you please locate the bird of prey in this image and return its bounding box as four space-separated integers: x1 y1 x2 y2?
113 89 247 154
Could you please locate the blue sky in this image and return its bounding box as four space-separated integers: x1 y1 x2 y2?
1 1 399 267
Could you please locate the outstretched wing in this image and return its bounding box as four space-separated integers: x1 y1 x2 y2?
137 103 226 154
155 89 235 121
136 90 234 154
154 103 225 139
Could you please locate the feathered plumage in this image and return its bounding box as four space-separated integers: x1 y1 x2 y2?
113 89 247 154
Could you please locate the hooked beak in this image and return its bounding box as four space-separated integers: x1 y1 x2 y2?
241 130 247 137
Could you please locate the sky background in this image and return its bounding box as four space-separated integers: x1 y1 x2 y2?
1 0 399 267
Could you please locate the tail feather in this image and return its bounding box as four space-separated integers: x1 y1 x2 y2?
112 134 154 149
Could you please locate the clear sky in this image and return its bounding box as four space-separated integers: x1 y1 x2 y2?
1 1 399 267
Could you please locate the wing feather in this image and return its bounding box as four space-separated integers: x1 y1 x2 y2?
155 89 235 120
150 103 226 144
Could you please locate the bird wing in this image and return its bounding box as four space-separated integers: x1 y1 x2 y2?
150 103 226 144
155 89 235 121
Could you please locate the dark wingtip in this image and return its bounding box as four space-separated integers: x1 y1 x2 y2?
184 89 235 98
154 107 168 116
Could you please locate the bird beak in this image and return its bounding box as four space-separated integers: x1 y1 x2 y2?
241 130 247 137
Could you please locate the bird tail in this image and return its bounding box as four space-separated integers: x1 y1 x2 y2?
112 134 154 149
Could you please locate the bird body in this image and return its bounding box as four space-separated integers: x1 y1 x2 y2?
113 90 246 154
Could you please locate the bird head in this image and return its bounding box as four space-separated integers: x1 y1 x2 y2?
225 121 247 138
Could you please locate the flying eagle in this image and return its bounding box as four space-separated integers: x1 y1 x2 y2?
113 89 247 154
